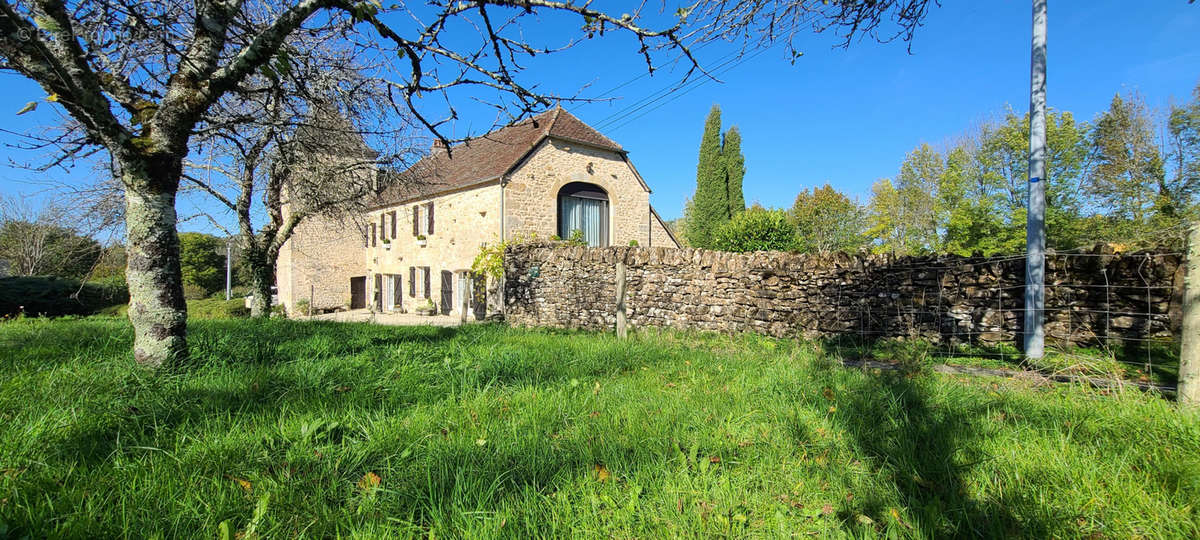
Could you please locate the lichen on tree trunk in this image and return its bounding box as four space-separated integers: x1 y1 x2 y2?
249 253 275 318
124 181 188 367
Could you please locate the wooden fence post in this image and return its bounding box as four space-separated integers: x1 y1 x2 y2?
616 261 628 339
1179 222 1200 407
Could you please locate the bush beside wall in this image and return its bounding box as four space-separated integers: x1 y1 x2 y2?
0 276 129 317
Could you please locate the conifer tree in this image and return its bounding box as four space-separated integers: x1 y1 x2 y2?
687 105 729 248
724 127 747 217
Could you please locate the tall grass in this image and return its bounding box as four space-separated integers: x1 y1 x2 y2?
0 318 1196 538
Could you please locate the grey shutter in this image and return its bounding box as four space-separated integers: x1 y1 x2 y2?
389 211 397 238
370 223 377 247
423 267 431 299
440 271 452 315
409 267 415 297
412 205 420 236
426 202 434 235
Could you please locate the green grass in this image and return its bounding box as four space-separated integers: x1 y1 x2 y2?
0 319 1197 538
830 336 1182 388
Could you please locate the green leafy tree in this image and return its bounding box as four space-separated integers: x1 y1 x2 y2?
1165 82 1200 222
789 185 867 253
724 127 746 217
1088 92 1168 241
868 144 942 254
972 109 1091 250
712 206 798 253
865 179 902 254
178 233 224 296
90 245 128 283
687 105 729 249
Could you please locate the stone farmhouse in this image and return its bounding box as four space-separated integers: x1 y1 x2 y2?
277 107 680 318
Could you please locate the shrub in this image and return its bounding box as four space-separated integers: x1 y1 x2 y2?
0 276 128 317
711 208 798 253
182 282 209 300
187 297 250 319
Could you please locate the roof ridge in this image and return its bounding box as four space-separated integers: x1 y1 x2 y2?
543 107 562 137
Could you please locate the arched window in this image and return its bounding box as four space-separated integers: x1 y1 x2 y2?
557 182 609 247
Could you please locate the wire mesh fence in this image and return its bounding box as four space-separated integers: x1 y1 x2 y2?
816 248 1184 391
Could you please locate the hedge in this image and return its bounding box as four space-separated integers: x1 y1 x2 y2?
0 276 129 317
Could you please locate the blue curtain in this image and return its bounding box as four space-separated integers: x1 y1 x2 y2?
560 196 606 246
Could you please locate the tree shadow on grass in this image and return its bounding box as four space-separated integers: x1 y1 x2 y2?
818 367 1049 537
175 319 464 369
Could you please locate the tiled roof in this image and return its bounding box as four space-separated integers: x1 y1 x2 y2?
371 107 623 207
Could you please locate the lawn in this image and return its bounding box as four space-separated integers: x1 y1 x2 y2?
0 318 1197 538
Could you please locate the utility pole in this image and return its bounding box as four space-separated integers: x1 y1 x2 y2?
1024 0 1048 360
225 240 232 301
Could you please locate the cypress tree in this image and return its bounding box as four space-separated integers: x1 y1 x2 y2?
686 105 729 249
723 126 746 216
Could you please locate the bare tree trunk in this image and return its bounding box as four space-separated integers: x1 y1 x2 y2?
249 250 274 318
123 173 188 367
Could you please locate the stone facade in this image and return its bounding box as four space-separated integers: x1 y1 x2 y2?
277 210 365 313
363 183 502 316
504 243 1185 346
504 139 655 246
278 109 679 316
649 209 677 248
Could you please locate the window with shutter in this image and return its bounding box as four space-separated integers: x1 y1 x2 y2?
389 211 397 238
380 213 385 236
409 267 415 297
370 223 377 247
426 202 435 235
423 267 431 299
412 205 420 236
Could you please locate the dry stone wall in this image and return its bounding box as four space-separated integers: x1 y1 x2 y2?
504 243 1185 346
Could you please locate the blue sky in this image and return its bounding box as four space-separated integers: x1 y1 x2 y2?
1 1 1198 229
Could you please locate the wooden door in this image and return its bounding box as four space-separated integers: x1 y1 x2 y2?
349 276 366 309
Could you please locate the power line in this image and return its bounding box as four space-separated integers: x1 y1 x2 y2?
604 47 772 133
590 47 746 130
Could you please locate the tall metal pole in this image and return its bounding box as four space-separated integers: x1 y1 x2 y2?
1024 0 1048 359
225 241 232 301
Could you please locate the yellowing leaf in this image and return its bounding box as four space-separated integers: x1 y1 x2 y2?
357 471 381 490
233 477 252 492
594 464 610 482
856 514 875 525
16 101 37 115
822 387 835 401
476 438 487 446
890 507 912 529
